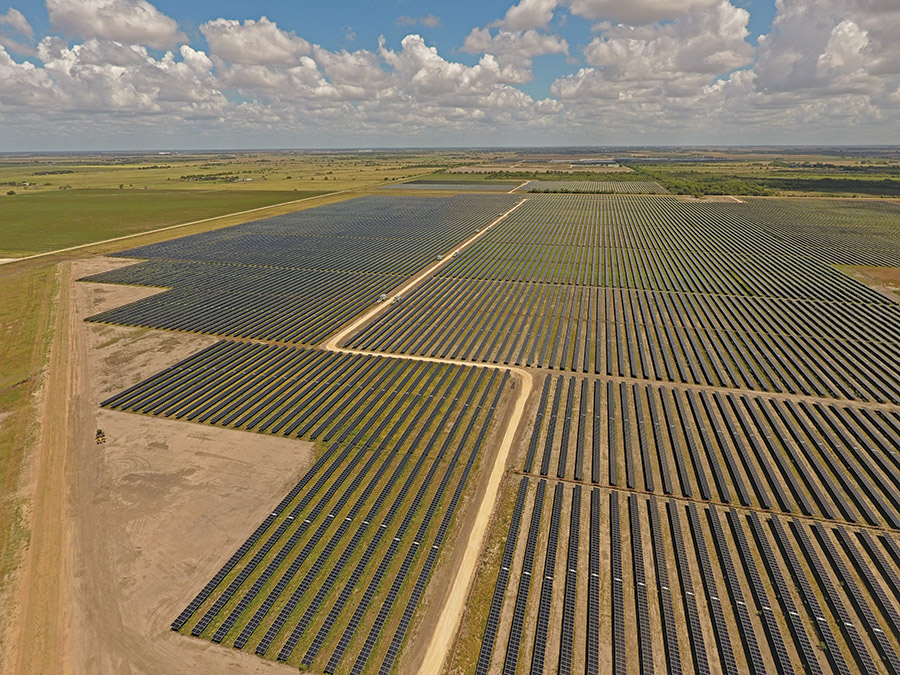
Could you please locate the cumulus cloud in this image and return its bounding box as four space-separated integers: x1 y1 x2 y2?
380 34 527 100
568 0 720 25
554 1 753 102
0 7 36 54
0 8 33 39
46 0 185 49
754 0 900 97
462 27 568 82
396 14 442 29
200 17 310 66
496 0 559 30
549 0 900 141
2 0 899 147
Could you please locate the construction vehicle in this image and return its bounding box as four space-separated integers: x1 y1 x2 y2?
95 429 106 445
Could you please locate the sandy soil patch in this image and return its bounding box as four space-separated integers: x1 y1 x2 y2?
837 265 900 304
10 256 312 675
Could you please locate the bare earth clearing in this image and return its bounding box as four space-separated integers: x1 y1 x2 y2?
838 264 900 304
9 257 312 675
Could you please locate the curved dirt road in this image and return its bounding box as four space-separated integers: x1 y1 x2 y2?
324 198 533 675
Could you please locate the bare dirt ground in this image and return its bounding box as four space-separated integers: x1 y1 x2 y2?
837 265 900 304
8 257 312 675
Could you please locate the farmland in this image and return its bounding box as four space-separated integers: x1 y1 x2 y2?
8 157 900 675
0 150 456 256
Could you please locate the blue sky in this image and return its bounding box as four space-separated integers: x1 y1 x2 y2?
5 0 778 99
0 0 897 149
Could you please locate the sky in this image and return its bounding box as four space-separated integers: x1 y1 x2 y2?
0 0 898 150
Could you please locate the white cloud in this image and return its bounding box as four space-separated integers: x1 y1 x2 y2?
0 45 57 107
46 0 185 49
496 0 559 30
381 34 526 99
396 14 442 29
0 7 36 54
554 1 753 102
568 0 720 25
753 0 900 97
2 1 900 148
550 0 900 142
200 17 310 66
0 8 33 39
462 28 568 82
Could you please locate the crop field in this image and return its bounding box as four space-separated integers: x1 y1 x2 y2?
0 150 460 257
520 180 667 194
81 193 517 344
79 184 900 675
0 189 330 257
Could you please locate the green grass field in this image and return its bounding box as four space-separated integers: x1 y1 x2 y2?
0 264 57 611
0 150 456 257
0 189 329 256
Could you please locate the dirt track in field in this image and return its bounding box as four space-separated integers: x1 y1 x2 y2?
10 197 537 675
8 258 313 675
323 198 536 675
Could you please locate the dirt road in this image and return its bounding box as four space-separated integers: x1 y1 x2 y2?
8 259 312 675
11 197 535 675
324 199 535 675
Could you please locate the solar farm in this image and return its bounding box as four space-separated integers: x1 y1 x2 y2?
77 179 900 675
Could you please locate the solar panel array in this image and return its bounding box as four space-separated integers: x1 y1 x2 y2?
739 198 900 266
81 193 518 344
84 186 900 675
347 195 900 400
440 193 900 675
159 356 509 671
383 180 520 192
476 487 900 675
514 373 900 528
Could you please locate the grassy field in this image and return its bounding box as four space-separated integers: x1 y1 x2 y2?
0 189 329 256
0 150 456 256
0 150 449 194
0 264 57 624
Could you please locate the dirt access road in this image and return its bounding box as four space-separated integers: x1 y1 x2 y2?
324 198 535 675
8 259 311 675
10 197 533 675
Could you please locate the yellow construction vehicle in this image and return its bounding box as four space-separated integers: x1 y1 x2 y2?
95 429 106 445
